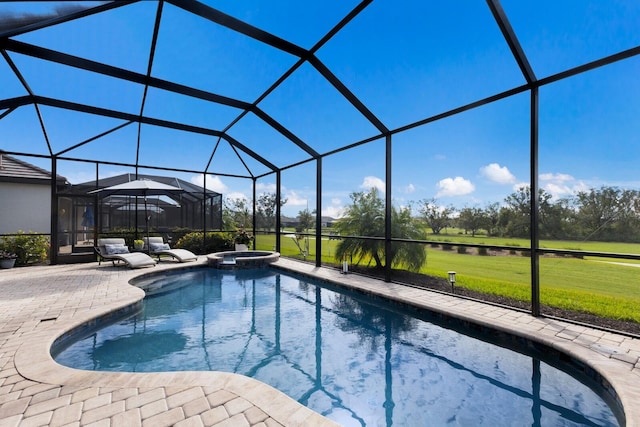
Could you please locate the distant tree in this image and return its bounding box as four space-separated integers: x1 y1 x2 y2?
292 208 315 256
256 192 287 231
224 197 251 229
570 186 640 241
334 188 426 271
418 198 453 235
296 208 314 233
617 189 640 240
539 196 572 239
458 206 486 237
221 204 235 231
483 202 501 236
500 186 564 239
501 186 531 237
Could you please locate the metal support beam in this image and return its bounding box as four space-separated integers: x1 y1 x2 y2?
316 157 322 267
93 163 99 251
167 0 308 59
276 172 282 253
0 1 135 39
203 172 208 242
253 108 319 158
30 96 277 172
530 88 540 316
486 0 536 84
1 39 252 110
252 178 257 250
308 56 389 134
384 134 392 282
0 95 32 110
50 157 58 265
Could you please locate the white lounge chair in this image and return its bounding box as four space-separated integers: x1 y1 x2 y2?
144 237 198 263
95 238 157 268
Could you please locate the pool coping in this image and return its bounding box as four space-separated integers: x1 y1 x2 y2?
7 258 640 426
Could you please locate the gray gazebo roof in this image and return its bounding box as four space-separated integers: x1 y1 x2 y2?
73 173 220 203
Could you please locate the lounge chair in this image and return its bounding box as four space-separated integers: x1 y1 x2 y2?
144 237 198 262
95 238 157 268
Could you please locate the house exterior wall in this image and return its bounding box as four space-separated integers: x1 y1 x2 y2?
0 182 51 234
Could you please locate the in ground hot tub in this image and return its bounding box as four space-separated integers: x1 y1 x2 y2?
207 250 280 269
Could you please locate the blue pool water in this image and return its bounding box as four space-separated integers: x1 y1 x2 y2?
54 268 621 426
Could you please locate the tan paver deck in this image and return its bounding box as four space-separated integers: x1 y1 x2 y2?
0 258 638 426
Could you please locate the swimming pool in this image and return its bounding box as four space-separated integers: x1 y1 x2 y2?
53 267 621 426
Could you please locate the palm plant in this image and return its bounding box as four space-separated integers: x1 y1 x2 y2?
334 188 426 271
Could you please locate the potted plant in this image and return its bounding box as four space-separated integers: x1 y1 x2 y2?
234 228 253 251
133 239 145 251
0 250 18 269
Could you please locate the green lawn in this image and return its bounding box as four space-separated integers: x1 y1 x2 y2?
422 249 640 322
255 233 640 322
423 229 640 255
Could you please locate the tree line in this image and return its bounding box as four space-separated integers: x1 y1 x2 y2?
223 192 287 231
224 185 640 243
434 185 640 242
332 185 640 271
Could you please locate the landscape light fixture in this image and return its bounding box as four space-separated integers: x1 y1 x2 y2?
448 271 456 293
342 257 349 274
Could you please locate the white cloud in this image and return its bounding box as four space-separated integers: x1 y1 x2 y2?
480 163 516 184
284 190 308 206
256 182 277 192
571 181 590 193
510 174 589 199
225 192 248 203
544 183 573 198
322 205 345 218
360 176 385 193
540 172 574 182
540 172 588 199
403 183 415 194
436 176 475 197
320 198 345 218
513 182 529 191
191 174 228 193
434 154 446 161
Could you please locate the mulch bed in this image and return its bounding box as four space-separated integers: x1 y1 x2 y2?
348 265 640 336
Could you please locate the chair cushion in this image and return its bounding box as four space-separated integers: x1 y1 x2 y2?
104 244 130 255
150 242 171 252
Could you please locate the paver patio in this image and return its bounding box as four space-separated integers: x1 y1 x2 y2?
0 258 638 426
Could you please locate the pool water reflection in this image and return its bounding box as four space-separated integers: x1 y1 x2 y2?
54 268 620 426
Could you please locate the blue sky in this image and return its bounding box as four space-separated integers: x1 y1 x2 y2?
1 0 639 218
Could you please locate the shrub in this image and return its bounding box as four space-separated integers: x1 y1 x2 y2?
98 227 140 247
169 227 195 244
175 232 233 254
441 243 454 251
0 231 49 266
478 247 489 256
457 246 467 254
